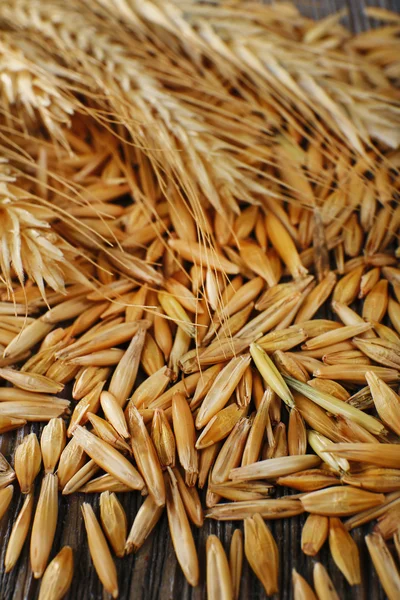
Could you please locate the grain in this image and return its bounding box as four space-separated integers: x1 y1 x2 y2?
329 517 361 585
81 503 118 598
244 513 278 596
196 404 245 450
67 381 104 436
4 494 33 573
0 415 27 434
363 280 388 322
169 327 191 378
211 417 251 484
292 569 318 600
206 499 304 520
30 473 58 578
258 327 308 353
277 469 339 492
80 474 132 494
274 350 309 382
57 321 150 361
286 377 385 435
38 546 74 600
288 408 307 456
42 296 94 324
40 418 66 474
323 443 400 469
87 413 131 454
14 433 42 494
229 530 243 600
206 535 233 600
308 378 350 401
72 366 110 401
302 323 371 350
195 355 251 428
172 467 203 527
198 443 221 490
374 505 400 540
125 494 164 554
153 309 173 361
250 343 294 407
62 459 100 496
342 468 400 493
313 563 340 600
72 425 145 490
100 491 127 557
100 391 130 438
129 366 172 410
366 533 400 600
239 240 278 287
165 468 199 586
209 481 273 502
172 392 198 486
366 371 400 435
301 486 385 516
301 514 329 556
313 363 400 383
108 325 147 406
295 272 336 323
237 294 300 339
158 292 196 338
168 239 239 275
57 438 87 490
354 338 400 369
242 390 272 466
236 365 253 407
307 431 350 473
0 368 64 394
127 405 165 506
231 455 321 481
69 348 124 366
4 319 53 358
0 485 13 522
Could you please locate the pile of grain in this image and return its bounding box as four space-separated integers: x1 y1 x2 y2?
0 2 399 598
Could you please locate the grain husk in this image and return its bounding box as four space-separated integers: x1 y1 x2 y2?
329 517 361 585
365 533 400 600
206 535 233 600
244 513 279 595
301 514 329 556
100 491 127 557
15 433 42 494
30 473 58 578
165 468 199 586
81 503 118 598
38 546 74 600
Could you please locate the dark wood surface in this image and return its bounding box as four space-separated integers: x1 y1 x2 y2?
1 1 400 599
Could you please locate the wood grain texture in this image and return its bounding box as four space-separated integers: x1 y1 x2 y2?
1 1 400 599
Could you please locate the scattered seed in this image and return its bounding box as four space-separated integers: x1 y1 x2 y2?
81 503 118 598
206 535 233 600
38 546 74 600
30 473 58 578
244 513 279 596
14 433 42 494
100 491 127 557
329 517 361 584
301 514 329 556
366 532 400 600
